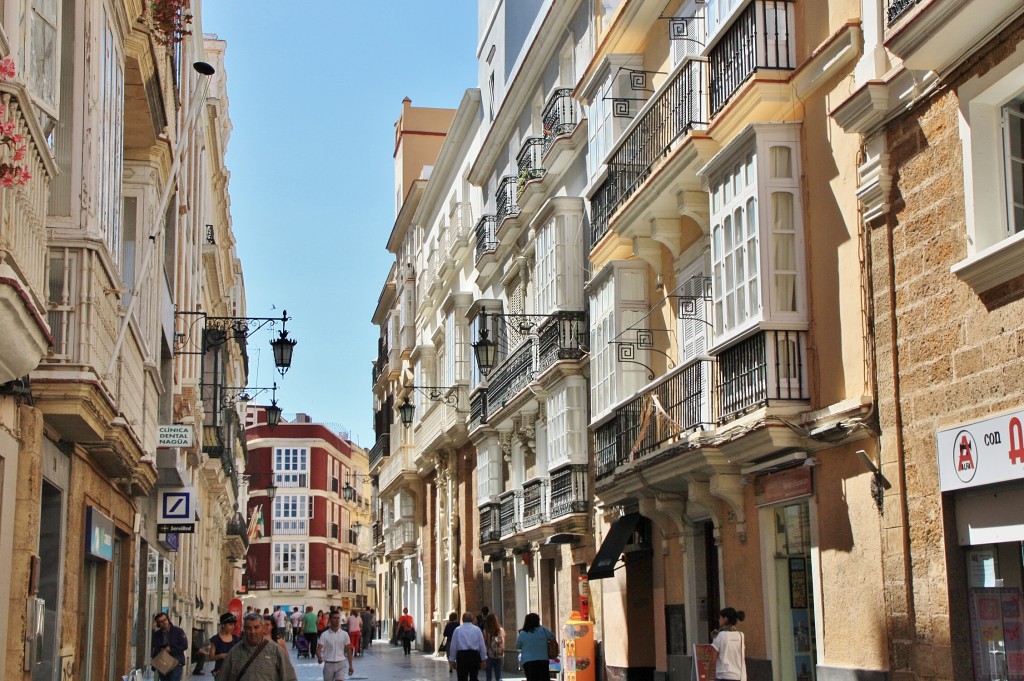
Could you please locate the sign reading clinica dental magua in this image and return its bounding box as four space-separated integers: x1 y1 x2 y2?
158 425 193 448
936 408 1024 492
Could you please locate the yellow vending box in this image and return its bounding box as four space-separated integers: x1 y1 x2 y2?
561 611 595 681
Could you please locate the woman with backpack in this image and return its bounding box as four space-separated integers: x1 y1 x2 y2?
483 613 505 681
515 613 556 681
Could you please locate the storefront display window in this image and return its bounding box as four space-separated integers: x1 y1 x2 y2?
966 543 1024 680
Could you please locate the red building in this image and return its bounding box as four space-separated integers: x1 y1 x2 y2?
243 410 373 612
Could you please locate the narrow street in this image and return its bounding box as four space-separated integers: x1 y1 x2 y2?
197 636 527 681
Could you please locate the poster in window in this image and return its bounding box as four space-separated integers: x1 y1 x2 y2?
789 557 808 609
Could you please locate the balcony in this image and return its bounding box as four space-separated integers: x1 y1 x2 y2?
550 465 588 518
887 0 918 24
470 389 488 430
537 311 588 374
487 340 535 414
272 575 308 590
498 490 521 538
495 175 520 226
588 59 707 248
225 513 249 552
384 519 417 556
708 0 795 115
595 358 714 480
479 501 502 547
516 137 546 198
715 329 808 423
369 433 390 470
542 88 580 154
521 478 547 529
0 82 54 383
474 214 498 264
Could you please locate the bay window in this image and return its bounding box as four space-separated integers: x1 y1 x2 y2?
589 261 649 419
272 542 307 589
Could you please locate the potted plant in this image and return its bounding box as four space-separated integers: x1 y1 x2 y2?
151 0 193 46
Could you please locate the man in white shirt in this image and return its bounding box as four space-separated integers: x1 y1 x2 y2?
317 610 354 681
273 606 289 641
447 612 488 681
290 607 304 648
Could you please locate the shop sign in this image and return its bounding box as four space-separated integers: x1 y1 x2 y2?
85 506 114 562
692 644 715 680
157 523 195 534
754 466 813 507
157 487 195 526
937 407 1024 491
158 531 179 552
158 425 193 448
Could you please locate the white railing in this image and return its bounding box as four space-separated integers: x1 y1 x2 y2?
0 81 55 306
272 574 307 590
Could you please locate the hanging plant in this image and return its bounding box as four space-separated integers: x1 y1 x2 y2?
151 0 193 46
0 58 30 188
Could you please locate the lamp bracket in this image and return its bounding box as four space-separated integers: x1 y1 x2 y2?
409 385 464 406
173 309 291 356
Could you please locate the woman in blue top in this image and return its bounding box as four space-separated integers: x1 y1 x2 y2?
515 613 556 681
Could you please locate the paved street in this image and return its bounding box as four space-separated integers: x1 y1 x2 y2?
197 636 527 681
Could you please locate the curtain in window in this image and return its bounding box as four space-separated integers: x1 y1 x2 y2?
772 192 797 312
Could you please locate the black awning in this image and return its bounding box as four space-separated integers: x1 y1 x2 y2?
587 512 642 580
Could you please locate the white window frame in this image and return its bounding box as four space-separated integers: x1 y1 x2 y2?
274 447 308 487
547 378 587 469
26 0 60 119
588 261 649 421
953 52 1024 292
273 494 308 535
272 541 308 589
97 8 123 258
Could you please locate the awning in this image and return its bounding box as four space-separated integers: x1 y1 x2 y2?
587 512 642 580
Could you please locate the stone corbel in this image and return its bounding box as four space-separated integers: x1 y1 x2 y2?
649 217 683 258
632 235 662 272
686 480 721 545
498 431 514 463
710 473 746 543
677 190 710 235
638 494 688 553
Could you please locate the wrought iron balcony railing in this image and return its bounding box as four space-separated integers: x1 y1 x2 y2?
470 389 488 429
475 214 498 263
496 175 520 224
886 0 918 24
487 339 535 413
550 464 589 518
595 358 714 480
499 490 520 537
226 513 249 548
369 433 390 469
516 137 546 197
479 502 502 545
521 478 547 529
537 311 588 373
716 329 808 422
542 88 580 154
709 0 795 114
589 172 618 247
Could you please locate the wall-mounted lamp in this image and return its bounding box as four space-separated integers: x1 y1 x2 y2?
398 397 415 428
472 309 497 377
856 449 891 515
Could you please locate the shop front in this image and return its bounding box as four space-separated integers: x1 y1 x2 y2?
939 408 1024 680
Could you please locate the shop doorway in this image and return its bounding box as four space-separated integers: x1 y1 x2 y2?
772 502 816 681
33 481 64 681
965 543 1024 680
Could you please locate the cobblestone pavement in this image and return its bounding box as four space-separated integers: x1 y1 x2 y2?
195 636 527 681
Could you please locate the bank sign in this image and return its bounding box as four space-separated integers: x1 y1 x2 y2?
936 408 1024 491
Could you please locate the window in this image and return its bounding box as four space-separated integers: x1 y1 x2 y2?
547 380 586 468
27 0 60 118
121 195 140 307
589 262 648 419
46 248 78 360
274 447 308 486
272 542 307 589
671 1 706 67
534 212 585 315
96 9 124 258
704 124 806 346
678 261 711 364
444 311 457 385
953 51 1024 292
273 495 308 535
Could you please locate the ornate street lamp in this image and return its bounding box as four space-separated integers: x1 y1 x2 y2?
398 397 415 427
472 308 497 377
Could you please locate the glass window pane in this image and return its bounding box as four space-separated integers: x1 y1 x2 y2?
770 146 792 179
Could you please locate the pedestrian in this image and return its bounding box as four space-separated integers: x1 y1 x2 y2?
710 607 747 681
218 612 297 681
264 614 290 654
438 611 458 657
359 607 374 654
447 612 488 681
263 608 271 617
304 605 321 651
273 606 289 641
151 612 189 681
369 608 378 641
397 607 415 655
347 610 363 656
208 613 240 678
317 609 355 681
290 607 303 648
483 613 506 681
515 613 556 681
476 606 490 629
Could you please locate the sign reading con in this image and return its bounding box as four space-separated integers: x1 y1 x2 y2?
937 408 1024 491
158 425 193 448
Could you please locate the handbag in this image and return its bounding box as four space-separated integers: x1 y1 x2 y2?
404 626 417 641
547 636 559 659
151 649 179 676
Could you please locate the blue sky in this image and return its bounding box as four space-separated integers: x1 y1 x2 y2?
202 2 479 446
